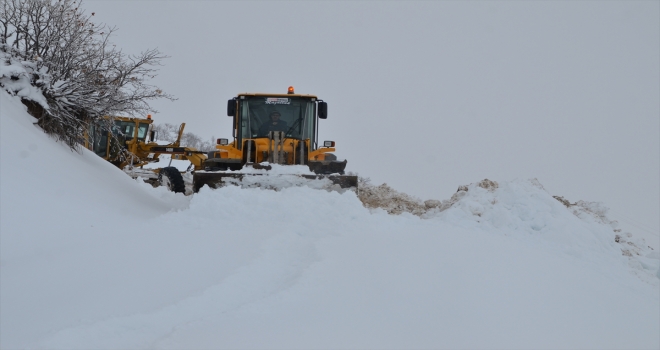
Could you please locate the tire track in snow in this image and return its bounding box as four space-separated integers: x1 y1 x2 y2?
36 230 322 349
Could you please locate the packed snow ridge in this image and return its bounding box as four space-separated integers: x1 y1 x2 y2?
1 90 658 349
361 177 659 280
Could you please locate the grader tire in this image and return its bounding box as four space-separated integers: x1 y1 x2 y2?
159 167 185 193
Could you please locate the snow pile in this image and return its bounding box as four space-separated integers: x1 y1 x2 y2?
221 174 342 191
361 176 659 283
358 177 434 215
194 163 354 192
216 163 317 175
1 90 658 349
358 177 497 216
443 179 659 282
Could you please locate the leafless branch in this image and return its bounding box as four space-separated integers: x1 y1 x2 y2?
0 0 174 150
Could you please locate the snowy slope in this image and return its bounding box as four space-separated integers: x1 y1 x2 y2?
1 91 658 349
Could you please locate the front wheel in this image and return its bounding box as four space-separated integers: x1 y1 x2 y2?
158 167 185 193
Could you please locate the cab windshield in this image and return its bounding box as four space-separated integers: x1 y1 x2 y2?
113 121 149 141
239 96 316 143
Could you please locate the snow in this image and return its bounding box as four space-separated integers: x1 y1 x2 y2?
1 90 659 349
142 154 193 172
0 49 49 109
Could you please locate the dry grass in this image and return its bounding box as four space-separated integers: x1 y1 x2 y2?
357 177 498 217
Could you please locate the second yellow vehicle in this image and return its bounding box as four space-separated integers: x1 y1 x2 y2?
85 115 206 193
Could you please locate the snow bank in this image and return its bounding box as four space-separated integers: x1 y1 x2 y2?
1 90 658 349
360 177 659 284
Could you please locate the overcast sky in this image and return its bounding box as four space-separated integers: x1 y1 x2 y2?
86 0 659 234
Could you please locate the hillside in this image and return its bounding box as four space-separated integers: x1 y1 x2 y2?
1 91 658 349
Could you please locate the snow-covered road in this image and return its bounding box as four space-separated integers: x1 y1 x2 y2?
1 91 658 349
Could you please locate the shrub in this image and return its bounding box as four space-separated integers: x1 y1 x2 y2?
1 0 173 149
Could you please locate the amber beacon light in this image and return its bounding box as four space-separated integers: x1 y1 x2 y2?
287 86 295 94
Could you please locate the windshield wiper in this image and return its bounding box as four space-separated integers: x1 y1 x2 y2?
284 117 303 139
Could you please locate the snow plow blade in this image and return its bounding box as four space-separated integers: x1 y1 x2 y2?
193 172 358 193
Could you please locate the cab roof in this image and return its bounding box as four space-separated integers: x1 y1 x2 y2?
236 92 318 99
104 115 154 124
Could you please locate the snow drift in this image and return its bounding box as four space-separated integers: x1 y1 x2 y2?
1 90 658 349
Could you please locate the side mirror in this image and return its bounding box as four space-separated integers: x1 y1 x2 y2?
227 99 236 117
318 101 328 119
150 130 157 142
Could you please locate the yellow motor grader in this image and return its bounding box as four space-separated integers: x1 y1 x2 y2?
193 87 357 192
84 115 207 193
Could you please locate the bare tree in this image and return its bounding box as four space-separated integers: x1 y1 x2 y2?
0 0 173 149
152 123 215 152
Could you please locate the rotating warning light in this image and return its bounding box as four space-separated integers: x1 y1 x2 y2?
147 114 152 119
287 86 295 94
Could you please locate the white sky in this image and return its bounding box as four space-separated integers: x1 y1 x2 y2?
86 0 659 233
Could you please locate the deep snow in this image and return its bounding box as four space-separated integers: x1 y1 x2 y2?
1 91 658 349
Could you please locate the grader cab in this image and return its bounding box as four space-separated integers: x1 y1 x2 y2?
84 115 207 193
